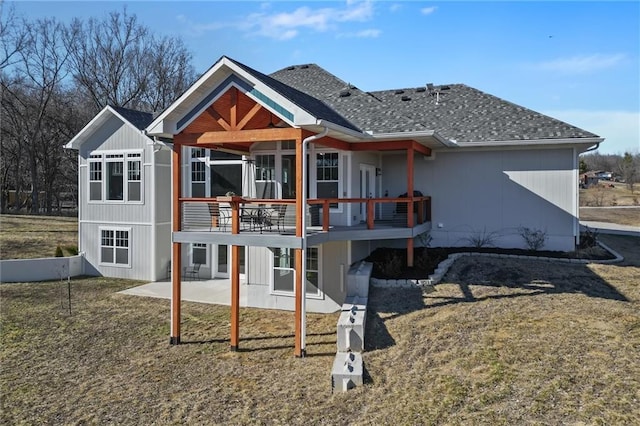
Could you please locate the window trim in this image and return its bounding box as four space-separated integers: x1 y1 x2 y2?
98 226 131 268
315 151 343 212
191 243 209 267
270 246 322 299
87 150 144 204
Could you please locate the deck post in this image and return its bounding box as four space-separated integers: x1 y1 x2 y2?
406 148 414 268
294 132 304 357
170 142 182 345
230 199 241 351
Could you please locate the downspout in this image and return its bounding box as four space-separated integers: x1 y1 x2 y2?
300 124 329 356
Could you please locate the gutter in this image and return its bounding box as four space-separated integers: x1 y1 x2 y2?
454 137 604 148
299 123 329 357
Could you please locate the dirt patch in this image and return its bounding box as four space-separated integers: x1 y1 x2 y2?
580 206 640 227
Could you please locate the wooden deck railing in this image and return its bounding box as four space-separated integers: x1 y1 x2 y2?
179 196 431 233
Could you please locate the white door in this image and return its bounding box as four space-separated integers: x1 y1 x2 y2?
359 164 376 222
213 244 246 278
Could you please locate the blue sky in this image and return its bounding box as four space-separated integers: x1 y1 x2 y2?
9 1 640 154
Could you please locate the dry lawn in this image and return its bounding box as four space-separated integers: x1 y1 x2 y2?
580 206 640 227
1 234 639 424
0 214 78 259
580 182 639 207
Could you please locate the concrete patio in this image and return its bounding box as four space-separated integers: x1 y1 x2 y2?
118 277 247 306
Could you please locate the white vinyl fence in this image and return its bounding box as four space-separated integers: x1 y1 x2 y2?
0 255 84 283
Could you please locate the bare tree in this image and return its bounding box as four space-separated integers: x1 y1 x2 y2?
66 8 195 114
0 2 27 70
619 152 639 193
8 17 73 213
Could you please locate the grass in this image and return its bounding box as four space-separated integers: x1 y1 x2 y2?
0 214 78 259
580 206 640 227
1 234 639 424
580 182 639 207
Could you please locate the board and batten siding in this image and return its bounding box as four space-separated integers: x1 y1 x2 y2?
243 242 348 313
76 113 172 281
381 147 578 251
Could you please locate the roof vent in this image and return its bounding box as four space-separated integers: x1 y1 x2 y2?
401 96 411 101
286 66 295 71
415 87 426 93
339 89 351 97
395 90 404 95
300 64 309 69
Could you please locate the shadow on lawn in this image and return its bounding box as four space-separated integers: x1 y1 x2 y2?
366 259 629 351
180 331 336 356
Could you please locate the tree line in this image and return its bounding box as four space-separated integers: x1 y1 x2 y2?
580 151 640 192
1 5 197 214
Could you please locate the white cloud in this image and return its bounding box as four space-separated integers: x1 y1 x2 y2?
537 54 627 74
184 1 376 40
338 28 381 39
421 6 437 15
544 109 640 154
389 4 402 12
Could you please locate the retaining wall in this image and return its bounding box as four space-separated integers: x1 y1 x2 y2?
0 255 84 283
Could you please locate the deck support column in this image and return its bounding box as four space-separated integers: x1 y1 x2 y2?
294 131 305 357
230 200 241 351
170 142 182 345
406 148 414 268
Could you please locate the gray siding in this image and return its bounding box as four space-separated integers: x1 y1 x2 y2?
76 115 172 281
381 147 578 251
241 242 347 313
80 222 155 281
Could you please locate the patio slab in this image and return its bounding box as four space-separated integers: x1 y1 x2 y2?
118 278 247 306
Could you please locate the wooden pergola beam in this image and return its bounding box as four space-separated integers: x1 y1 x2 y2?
175 128 302 144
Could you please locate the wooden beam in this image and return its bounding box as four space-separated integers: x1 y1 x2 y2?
170 142 182 345
176 127 302 144
317 137 352 151
294 134 303 357
230 87 238 130
412 140 432 157
407 148 414 268
230 200 241 351
205 106 231 131
236 102 263 130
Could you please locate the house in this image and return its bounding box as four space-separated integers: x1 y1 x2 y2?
65 105 172 281
68 56 603 356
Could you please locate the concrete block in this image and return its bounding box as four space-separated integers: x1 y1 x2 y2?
337 308 366 352
331 351 363 393
342 295 368 312
347 261 373 298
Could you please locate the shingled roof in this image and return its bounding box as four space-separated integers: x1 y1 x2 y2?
269 63 598 142
111 106 154 131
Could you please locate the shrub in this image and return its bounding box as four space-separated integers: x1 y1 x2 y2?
518 227 547 251
376 251 404 279
54 245 64 257
64 245 79 256
579 226 599 249
462 227 499 248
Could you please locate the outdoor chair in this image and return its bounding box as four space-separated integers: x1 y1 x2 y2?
183 263 201 281
209 202 230 231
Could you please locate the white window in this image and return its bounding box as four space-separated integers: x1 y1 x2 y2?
271 247 321 298
88 151 143 203
89 154 102 201
127 153 142 202
255 154 276 198
316 152 340 208
100 227 130 267
191 243 208 266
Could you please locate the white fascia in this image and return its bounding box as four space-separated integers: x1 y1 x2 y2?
369 130 457 148
455 137 604 149
146 57 318 137
65 105 149 150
